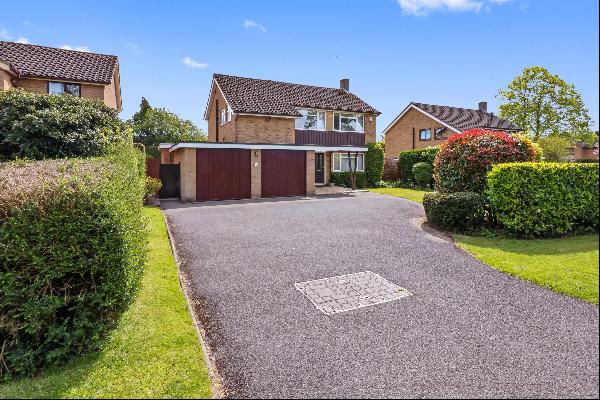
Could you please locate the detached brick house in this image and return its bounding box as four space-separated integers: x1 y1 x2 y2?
162 74 380 202
382 101 521 160
0 41 121 111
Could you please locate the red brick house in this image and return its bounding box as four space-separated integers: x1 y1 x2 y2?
0 41 121 111
382 101 521 160
162 74 380 201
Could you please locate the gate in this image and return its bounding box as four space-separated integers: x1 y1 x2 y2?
159 164 180 198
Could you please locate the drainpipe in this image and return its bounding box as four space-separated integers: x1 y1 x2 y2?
412 128 416 149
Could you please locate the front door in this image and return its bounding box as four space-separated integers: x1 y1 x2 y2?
315 153 325 184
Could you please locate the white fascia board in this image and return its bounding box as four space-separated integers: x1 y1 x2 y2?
169 142 368 153
236 112 299 119
158 143 174 149
382 104 461 135
203 78 233 121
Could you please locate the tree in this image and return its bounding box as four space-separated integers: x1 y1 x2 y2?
497 67 594 143
538 136 572 162
129 98 206 149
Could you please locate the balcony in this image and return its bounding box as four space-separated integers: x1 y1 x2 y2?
295 130 365 147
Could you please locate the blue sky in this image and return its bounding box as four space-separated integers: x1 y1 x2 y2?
2 0 598 137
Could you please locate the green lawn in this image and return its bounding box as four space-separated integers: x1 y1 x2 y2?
455 234 599 304
369 187 431 203
0 207 212 399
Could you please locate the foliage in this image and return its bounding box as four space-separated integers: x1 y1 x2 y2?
0 145 147 381
0 89 127 161
497 66 595 143
538 136 572 162
382 158 400 181
397 146 439 183
434 129 540 193
129 97 206 150
365 142 385 187
423 191 489 233
455 234 599 304
329 171 367 188
486 162 599 237
144 177 162 200
412 162 433 188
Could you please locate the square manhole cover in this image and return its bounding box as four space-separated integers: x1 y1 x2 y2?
294 271 411 315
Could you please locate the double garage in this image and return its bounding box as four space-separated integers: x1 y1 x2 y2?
162 143 316 202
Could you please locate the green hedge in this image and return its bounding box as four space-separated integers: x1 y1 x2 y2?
0 89 127 161
398 146 439 183
486 162 599 236
365 142 385 187
330 171 367 188
423 192 489 233
0 145 147 381
412 162 433 188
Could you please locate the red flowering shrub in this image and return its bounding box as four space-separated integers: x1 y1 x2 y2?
434 129 540 193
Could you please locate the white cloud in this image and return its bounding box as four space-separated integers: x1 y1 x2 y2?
60 45 91 52
16 37 29 44
243 19 266 32
182 56 208 68
397 0 512 16
123 41 142 55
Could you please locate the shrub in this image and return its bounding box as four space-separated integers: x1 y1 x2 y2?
423 192 489 233
0 89 127 161
365 142 385 187
434 129 540 193
412 162 433 188
486 162 599 237
145 177 162 200
329 171 367 188
398 146 439 183
382 158 400 181
0 145 147 381
538 136 571 162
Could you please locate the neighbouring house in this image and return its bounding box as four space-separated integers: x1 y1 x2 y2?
0 41 121 110
382 101 521 160
160 74 380 202
571 141 599 161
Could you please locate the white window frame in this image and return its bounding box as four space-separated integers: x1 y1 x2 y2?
332 152 365 172
226 106 233 123
295 109 326 131
419 128 432 141
220 108 227 126
333 112 365 133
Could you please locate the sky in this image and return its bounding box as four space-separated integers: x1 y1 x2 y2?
1 0 598 138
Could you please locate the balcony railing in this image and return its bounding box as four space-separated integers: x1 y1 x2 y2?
295 130 365 147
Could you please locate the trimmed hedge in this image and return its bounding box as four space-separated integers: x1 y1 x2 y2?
487 162 599 237
0 145 147 381
0 89 127 161
412 162 433 188
365 142 385 187
398 146 439 183
423 192 489 233
329 171 367 188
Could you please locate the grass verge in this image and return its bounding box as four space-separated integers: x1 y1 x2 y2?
369 187 431 203
0 207 211 399
455 234 599 304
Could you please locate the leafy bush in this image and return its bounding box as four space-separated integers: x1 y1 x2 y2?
538 136 571 162
486 162 599 237
0 89 127 161
145 177 162 200
382 158 400 181
0 145 147 381
423 192 489 233
365 142 385 187
329 171 367 188
434 129 540 193
398 146 439 183
412 162 433 187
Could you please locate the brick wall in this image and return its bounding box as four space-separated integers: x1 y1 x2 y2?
251 150 262 199
207 85 235 142
235 115 295 144
1 70 13 89
306 150 315 195
384 107 455 160
574 146 599 161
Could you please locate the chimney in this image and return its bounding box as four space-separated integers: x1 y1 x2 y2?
478 101 488 112
340 78 349 91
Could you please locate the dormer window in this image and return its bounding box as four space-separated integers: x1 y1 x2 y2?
48 82 80 96
333 112 364 132
296 109 325 130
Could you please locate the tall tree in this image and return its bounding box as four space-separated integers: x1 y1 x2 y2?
497 67 595 143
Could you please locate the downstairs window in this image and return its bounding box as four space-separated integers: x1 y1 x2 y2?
332 153 364 172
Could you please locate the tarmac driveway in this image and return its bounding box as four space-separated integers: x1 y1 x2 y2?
162 192 599 399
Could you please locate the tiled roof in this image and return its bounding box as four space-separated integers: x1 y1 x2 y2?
411 102 522 132
0 41 117 84
211 74 380 118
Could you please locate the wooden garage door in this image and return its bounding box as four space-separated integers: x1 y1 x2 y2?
261 150 306 197
196 149 251 201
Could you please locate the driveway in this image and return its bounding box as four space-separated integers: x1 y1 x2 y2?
162 193 599 399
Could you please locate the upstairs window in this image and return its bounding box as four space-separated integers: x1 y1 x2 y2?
434 127 446 140
333 112 364 132
419 128 432 141
296 109 325 130
48 82 80 96
332 153 364 172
